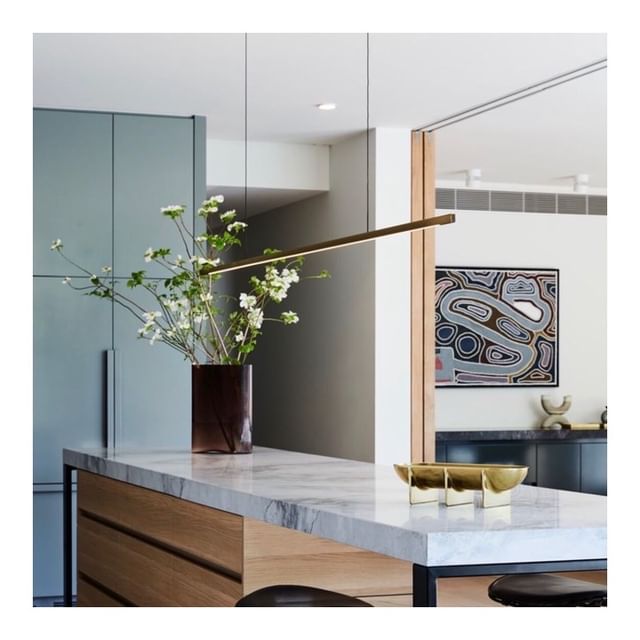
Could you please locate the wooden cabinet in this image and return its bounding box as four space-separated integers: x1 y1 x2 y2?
76 471 412 607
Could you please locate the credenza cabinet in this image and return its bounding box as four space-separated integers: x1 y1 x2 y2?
33 108 205 597
436 433 607 496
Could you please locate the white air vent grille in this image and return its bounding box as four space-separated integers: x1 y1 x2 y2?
456 189 490 211
588 196 607 215
491 191 524 212
435 188 606 215
558 194 587 215
435 188 455 210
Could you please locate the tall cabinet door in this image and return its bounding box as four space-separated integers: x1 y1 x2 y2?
33 279 112 483
33 109 114 482
112 115 202 448
33 109 113 276
33 109 113 598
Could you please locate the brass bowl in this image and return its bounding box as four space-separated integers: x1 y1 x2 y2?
394 462 529 493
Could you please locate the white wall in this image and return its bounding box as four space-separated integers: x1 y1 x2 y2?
372 129 412 464
435 211 607 429
207 138 329 191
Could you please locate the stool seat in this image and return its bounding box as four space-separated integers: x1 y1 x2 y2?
488 574 607 607
235 585 373 607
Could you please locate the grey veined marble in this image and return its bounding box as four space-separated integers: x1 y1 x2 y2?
63 446 606 567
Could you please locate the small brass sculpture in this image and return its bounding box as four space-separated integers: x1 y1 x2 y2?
394 463 528 508
540 395 572 429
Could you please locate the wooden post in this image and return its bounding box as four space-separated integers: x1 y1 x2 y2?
410 131 436 463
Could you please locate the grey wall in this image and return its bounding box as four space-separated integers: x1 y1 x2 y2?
238 133 375 462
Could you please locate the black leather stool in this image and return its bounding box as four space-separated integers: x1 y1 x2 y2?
235 585 373 607
488 574 607 607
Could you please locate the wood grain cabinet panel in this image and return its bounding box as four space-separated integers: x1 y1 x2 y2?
243 518 412 599
77 577 126 607
78 514 242 606
77 472 412 606
78 471 243 575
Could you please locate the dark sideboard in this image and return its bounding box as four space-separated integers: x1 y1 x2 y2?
436 430 607 496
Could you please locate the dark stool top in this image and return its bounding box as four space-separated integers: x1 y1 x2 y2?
235 585 373 607
489 574 607 607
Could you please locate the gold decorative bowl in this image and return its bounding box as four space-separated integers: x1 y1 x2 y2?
393 462 529 507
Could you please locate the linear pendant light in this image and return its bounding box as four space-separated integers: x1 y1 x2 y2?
210 213 456 275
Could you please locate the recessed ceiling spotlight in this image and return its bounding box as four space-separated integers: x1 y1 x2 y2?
316 103 337 111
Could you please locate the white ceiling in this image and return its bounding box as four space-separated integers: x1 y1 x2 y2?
33 33 606 187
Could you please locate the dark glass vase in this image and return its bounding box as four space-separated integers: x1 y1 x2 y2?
191 364 253 453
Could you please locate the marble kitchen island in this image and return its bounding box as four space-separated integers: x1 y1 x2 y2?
63 446 607 607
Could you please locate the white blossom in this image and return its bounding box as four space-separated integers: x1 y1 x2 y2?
227 221 248 233
161 205 185 218
281 268 299 284
144 247 154 262
234 332 244 343
142 311 161 322
62 277 71 285
200 292 213 303
101 265 112 274
281 311 299 325
247 308 264 330
239 293 257 309
213 194 225 203
220 209 237 223
149 329 162 345
50 239 63 250
195 235 208 242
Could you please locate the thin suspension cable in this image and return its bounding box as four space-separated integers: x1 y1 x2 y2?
244 33 248 229
366 32 370 232
415 57 607 133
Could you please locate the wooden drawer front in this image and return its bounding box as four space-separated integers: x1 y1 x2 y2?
78 470 243 575
243 519 412 598
77 576 126 607
78 514 242 606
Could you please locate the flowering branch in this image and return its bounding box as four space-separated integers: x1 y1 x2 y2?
51 196 330 365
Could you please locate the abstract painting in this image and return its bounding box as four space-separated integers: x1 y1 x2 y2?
435 267 559 387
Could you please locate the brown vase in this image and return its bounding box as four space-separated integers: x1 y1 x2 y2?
191 364 253 453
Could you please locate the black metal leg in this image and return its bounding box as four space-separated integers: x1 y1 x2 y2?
412 559 607 607
413 564 438 607
63 464 74 607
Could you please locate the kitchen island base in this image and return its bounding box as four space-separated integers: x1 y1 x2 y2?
74 470 412 606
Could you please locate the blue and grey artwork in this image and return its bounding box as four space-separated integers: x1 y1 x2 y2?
435 268 558 387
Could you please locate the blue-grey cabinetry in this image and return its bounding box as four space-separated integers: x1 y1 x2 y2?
437 432 606 496
33 108 205 599
112 115 197 448
33 109 113 598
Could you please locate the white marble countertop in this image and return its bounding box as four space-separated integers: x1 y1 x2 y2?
63 446 606 567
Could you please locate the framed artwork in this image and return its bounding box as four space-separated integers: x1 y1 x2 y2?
435 267 559 387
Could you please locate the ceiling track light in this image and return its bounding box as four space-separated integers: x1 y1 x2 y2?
210 213 456 275
317 103 337 111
